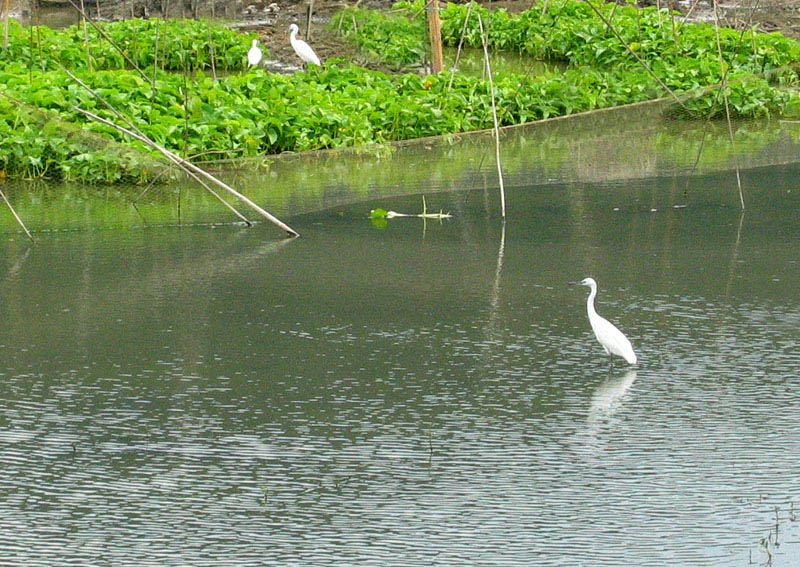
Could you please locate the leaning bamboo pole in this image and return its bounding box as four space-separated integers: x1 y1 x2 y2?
74 108 299 236
447 2 472 92
478 14 506 218
584 0 695 117
60 69 254 226
0 187 34 242
64 0 153 85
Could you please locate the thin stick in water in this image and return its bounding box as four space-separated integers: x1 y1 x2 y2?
74 107 299 236
478 13 506 218
0 187 34 242
712 0 744 210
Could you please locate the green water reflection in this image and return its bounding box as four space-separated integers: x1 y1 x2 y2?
4 107 800 235
443 46 563 77
1 168 799 565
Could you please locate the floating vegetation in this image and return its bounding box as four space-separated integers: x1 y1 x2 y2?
370 197 452 220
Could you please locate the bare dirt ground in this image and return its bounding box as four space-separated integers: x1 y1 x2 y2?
231 0 800 70
231 0 537 71
236 0 372 71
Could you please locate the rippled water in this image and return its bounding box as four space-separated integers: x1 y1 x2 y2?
1 168 799 566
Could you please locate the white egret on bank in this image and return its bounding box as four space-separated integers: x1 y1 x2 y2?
248 39 263 67
289 23 321 67
576 277 637 365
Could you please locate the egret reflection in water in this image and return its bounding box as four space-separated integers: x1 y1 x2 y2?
573 369 639 462
588 369 638 426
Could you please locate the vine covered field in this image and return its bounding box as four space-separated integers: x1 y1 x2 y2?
1 0 799 183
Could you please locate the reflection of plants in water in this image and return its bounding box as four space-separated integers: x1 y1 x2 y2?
3 110 798 231
653 120 788 171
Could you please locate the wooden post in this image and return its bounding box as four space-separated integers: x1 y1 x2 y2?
306 0 314 41
427 0 443 74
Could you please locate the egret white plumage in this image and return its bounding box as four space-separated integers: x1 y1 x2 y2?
577 277 637 365
247 39 263 67
289 23 321 67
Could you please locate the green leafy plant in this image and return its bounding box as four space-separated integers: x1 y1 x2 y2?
333 1 800 119
0 18 256 72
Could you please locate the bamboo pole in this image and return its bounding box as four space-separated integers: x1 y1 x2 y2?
2 0 9 51
74 107 299 236
447 2 472 92
427 0 443 74
0 187 34 242
64 0 152 85
712 0 744 210
33 0 44 71
80 0 92 71
60 69 254 226
478 14 505 219
207 24 217 81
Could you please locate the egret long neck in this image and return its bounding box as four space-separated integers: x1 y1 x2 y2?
586 285 598 318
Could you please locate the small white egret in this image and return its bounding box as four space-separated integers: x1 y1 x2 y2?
576 277 637 365
289 23 321 67
247 39 263 67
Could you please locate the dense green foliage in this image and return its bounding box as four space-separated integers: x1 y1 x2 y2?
0 18 255 72
334 0 800 118
3 60 648 181
2 0 800 183
0 18 259 182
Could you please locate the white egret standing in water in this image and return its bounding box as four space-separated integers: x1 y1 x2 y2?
248 39 263 67
289 23 321 67
576 277 637 365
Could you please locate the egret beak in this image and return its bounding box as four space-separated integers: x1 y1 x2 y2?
568 280 580 286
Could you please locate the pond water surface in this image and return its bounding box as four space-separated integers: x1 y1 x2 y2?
1 164 799 566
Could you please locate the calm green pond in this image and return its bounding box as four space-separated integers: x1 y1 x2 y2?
1 164 799 565
443 46 562 77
